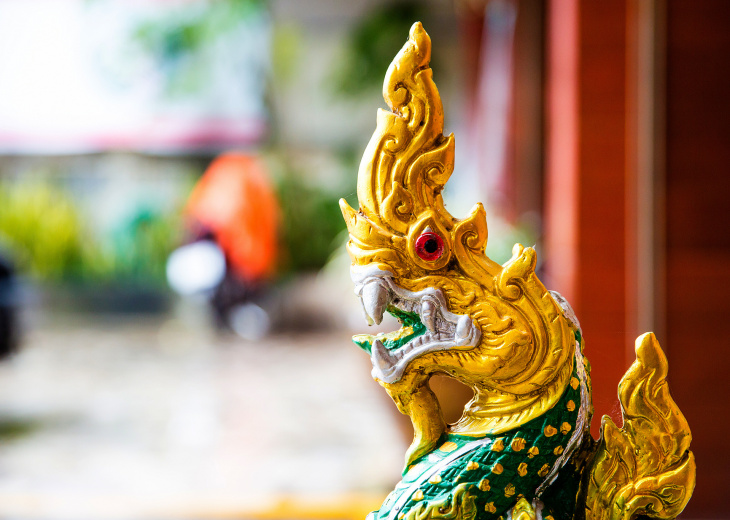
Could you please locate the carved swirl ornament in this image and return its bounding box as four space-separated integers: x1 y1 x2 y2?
340 23 695 520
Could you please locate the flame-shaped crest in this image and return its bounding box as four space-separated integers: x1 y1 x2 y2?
341 23 491 277
357 22 454 234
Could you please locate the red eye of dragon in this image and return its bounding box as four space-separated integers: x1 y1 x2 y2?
415 232 444 261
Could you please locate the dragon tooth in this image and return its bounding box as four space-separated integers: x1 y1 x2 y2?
361 280 390 325
360 303 375 326
455 314 473 345
421 299 437 333
371 339 395 372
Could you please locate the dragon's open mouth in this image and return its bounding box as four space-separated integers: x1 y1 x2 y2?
351 265 481 384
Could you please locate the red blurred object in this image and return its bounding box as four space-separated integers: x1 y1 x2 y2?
186 153 279 282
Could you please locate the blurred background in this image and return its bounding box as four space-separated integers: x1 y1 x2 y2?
0 0 727 518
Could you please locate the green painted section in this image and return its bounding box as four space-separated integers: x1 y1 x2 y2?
372 333 586 520
352 307 427 355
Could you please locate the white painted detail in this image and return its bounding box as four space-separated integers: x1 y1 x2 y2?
350 264 481 384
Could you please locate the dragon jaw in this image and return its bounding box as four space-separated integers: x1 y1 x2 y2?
350 264 481 384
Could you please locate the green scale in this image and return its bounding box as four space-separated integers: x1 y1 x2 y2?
371 336 585 520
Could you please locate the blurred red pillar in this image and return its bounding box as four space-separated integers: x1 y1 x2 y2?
544 0 636 435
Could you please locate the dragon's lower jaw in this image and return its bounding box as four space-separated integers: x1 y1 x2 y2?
350 265 481 384
350 265 481 469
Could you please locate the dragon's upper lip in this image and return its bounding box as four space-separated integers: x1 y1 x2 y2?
351 265 481 383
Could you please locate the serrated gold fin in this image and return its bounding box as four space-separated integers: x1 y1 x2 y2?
585 333 696 520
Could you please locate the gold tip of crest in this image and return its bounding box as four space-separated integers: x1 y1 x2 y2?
408 21 431 62
410 21 425 39
634 331 666 371
339 198 357 230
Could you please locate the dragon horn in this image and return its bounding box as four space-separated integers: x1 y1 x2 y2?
357 22 455 237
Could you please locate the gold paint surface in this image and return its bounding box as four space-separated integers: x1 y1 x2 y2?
511 438 526 452
585 333 696 520
403 484 476 520
466 461 479 471
504 484 516 498
439 441 457 453
511 498 536 520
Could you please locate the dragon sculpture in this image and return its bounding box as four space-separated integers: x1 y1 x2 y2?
340 23 695 520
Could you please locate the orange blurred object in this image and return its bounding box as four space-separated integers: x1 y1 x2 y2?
186 153 279 282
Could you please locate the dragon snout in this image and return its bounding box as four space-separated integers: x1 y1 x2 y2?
350 264 481 384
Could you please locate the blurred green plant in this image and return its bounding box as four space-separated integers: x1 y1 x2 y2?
134 0 266 58
0 182 87 280
132 0 268 97
330 0 424 98
275 173 352 274
0 180 180 285
106 207 182 284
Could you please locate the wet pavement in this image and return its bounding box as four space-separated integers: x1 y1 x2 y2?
0 313 406 519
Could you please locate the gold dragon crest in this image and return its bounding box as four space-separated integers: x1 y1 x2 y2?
340 23 695 520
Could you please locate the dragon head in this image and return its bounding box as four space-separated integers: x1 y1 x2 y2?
340 23 576 469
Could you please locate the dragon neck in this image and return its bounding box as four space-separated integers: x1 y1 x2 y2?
451 356 575 436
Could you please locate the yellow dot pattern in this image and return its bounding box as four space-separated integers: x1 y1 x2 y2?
510 438 526 452
393 359 583 520
439 441 458 453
